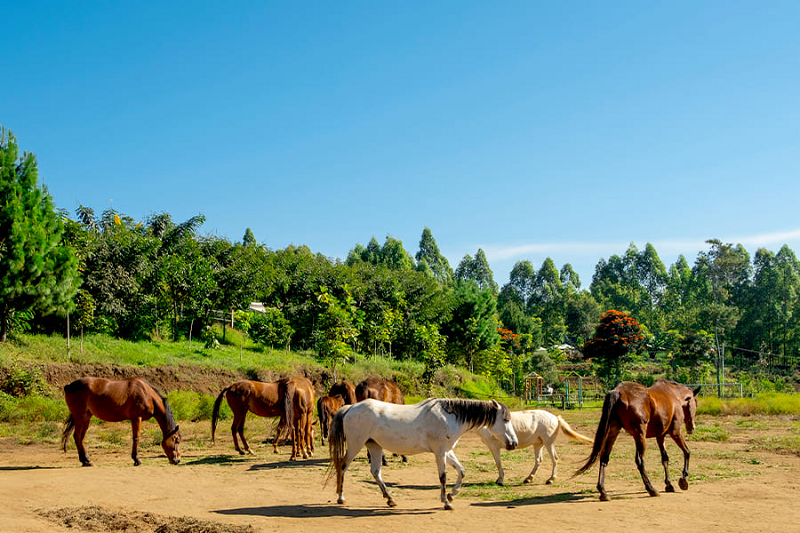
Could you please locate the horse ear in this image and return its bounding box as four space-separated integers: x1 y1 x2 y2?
693 386 702 397
491 399 500 408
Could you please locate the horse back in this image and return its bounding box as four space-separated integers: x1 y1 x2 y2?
228 380 281 417
328 381 356 404
65 377 159 423
644 380 690 436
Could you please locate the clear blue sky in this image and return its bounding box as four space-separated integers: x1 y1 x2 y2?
4 1 800 286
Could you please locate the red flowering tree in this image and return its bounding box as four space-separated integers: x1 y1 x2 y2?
583 309 644 387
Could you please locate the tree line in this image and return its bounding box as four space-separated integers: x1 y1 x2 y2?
2 128 798 393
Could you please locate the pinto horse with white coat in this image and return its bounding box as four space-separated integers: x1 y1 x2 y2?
328 398 517 510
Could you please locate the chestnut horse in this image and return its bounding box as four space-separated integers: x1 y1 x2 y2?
355 377 404 404
575 379 701 501
328 381 357 404
317 394 346 446
279 375 316 460
211 379 286 455
61 377 181 466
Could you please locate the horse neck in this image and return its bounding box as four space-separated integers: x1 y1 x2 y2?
151 394 177 437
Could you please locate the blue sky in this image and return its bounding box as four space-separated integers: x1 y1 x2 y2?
4 1 800 286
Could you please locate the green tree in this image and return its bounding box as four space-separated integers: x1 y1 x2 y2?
442 280 500 372
0 128 79 341
242 228 257 246
415 227 453 285
455 248 498 295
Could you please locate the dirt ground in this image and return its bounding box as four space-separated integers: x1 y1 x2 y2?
1 412 799 533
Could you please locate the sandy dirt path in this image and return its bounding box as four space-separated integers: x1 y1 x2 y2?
1 415 799 533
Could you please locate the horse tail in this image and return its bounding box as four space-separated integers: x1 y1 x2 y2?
280 380 297 443
325 405 349 486
61 414 75 452
557 415 593 444
317 397 327 441
211 386 231 444
574 389 620 476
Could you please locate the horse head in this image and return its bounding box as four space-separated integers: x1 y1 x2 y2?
489 400 518 450
682 387 701 435
162 426 182 465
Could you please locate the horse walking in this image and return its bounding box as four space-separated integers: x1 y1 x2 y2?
211 379 285 455
479 409 592 485
356 377 407 464
574 379 700 501
328 398 517 510
317 395 345 446
61 377 181 466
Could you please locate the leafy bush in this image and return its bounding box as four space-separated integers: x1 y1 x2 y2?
698 393 800 416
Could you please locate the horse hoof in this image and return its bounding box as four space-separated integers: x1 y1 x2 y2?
648 490 659 497
337 497 345 505
444 502 454 511
496 480 505 486
599 493 611 502
679 478 689 491
133 460 141 467
545 478 555 485
81 462 93 467
446 494 454 503
238 451 246 456
665 484 676 493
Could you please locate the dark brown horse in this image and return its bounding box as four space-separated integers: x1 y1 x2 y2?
211 379 287 455
61 377 181 466
317 394 346 446
279 375 316 460
575 379 701 501
356 376 407 464
328 381 357 404
355 377 404 404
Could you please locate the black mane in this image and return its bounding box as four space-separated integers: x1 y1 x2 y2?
435 398 510 429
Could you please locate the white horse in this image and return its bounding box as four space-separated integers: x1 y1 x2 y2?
328 398 518 510
478 409 592 485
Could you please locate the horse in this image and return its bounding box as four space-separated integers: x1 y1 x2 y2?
356 377 407 464
328 381 357 404
211 379 286 455
328 398 518 510
355 376 404 404
317 394 346 446
279 375 316 460
574 379 701 501
61 377 181 467
478 409 592 485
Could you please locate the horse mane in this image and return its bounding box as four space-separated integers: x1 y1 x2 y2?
141 378 178 434
436 399 509 429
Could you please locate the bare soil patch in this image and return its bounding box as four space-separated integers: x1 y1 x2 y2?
2 412 799 533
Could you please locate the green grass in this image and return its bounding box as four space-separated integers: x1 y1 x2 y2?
698 393 800 416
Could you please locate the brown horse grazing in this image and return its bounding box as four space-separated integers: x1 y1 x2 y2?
61 377 181 467
328 381 357 405
211 379 286 455
317 395 346 446
279 375 316 460
575 379 701 501
355 377 404 404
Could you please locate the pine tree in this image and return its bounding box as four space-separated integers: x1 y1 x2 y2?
0 127 79 341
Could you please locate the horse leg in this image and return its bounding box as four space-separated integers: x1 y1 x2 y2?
633 431 658 497
597 423 621 501
336 441 363 505
273 417 286 454
445 449 466 504
657 436 675 492
130 417 142 466
523 443 544 484
486 437 505 485
366 441 396 507
544 440 559 484
74 413 93 467
434 452 452 510
670 430 691 490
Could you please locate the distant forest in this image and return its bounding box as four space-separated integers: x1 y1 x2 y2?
2 128 798 393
